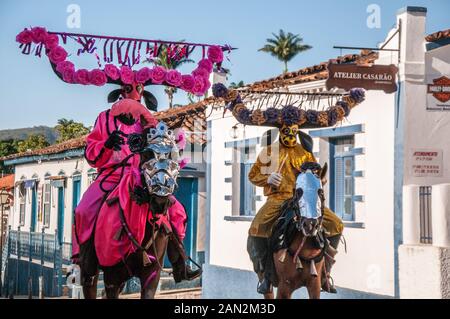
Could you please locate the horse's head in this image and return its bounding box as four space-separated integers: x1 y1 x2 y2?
141 121 181 197
292 162 327 237
126 121 183 214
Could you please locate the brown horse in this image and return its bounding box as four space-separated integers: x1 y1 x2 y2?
267 162 329 299
79 122 183 299
80 196 173 299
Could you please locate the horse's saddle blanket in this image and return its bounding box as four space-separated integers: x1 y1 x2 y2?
95 169 172 267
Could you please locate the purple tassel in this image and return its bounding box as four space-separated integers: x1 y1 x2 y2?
117 40 125 65
153 42 158 57
124 40 132 66
109 40 114 63
35 43 43 57
131 40 137 67
103 39 109 62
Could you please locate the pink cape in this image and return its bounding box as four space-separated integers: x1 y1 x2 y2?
94 168 186 267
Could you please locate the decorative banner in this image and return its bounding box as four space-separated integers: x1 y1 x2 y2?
410 149 443 177
326 63 398 93
16 26 234 96
427 76 450 111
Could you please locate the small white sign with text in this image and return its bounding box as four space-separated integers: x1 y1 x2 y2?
410 149 443 177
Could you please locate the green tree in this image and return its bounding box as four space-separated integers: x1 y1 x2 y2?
259 29 312 73
150 42 194 108
16 134 49 153
0 139 19 174
55 118 90 143
229 80 245 89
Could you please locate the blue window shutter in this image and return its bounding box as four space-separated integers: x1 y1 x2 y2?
334 157 344 219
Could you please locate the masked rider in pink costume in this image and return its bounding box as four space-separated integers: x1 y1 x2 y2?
73 82 202 283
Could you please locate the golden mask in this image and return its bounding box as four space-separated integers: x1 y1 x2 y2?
279 124 299 147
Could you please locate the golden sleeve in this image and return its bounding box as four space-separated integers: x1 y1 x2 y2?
248 152 270 187
308 151 317 163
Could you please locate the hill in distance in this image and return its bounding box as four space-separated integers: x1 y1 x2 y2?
0 126 58 144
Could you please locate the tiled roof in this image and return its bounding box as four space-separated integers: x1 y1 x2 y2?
0 174 14 190
243 50 378 92
426 29 450 42
0 136 86 161
0 102 209 162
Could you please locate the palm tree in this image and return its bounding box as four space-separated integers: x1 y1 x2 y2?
259 29 312 73
150 42 194 108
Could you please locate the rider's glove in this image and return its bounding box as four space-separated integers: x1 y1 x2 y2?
267 172 282 187
104 130 124 151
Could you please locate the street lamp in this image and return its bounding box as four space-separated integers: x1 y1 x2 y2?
0 189 10 297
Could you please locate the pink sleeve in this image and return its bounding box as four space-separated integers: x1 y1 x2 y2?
84 111 113 168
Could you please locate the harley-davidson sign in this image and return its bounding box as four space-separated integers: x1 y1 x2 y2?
428 76 450 103
326 63 398 93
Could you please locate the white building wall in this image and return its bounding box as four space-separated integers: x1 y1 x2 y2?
206 16 409 297
10 157 90 242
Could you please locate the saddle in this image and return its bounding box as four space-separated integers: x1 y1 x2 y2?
269 201 326 254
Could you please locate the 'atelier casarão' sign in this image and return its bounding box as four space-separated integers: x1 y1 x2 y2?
326 63 398 93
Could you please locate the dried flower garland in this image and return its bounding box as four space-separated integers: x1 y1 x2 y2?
211 83 366 127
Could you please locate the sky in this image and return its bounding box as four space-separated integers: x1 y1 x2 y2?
0 0 449 130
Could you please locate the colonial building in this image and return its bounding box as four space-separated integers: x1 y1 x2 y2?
1 103 208 297
202 7 450 299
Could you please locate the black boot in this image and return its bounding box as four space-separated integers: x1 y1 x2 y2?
171 259 202 283
247 236 273 294
167 234 202 283
322 234 341 294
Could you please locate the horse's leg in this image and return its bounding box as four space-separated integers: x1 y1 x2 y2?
103 265 129 299
104 282 121 299
79 237 99 299
81 269 98 299
276 282 293 299
140 233 169 299
140 266 161 299
306 262 323 299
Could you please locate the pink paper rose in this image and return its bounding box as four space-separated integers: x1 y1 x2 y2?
120 66 134 84
16 29 33 44
74 69 90 85
198 59 213 73
104 64 120 80
136 67 152 83
192 76 206 96
151 66 167 84
31 27 48 44
181 75 195 91
56 61 74 74
62 68 75 83
165 70 182 86
89 69 107 86
48 46 68 64
207 45 224 63
44 34 59 50
192 67 210 79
